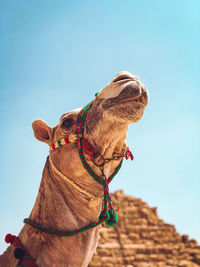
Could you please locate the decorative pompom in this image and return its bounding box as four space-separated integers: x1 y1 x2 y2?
76 139 81 149
82 139 94 160
125 146 134 160
106 209 118 227
99 210 110 221
14 248 25 259
5 234 16 244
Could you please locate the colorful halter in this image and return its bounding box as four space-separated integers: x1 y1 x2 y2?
5 100 134 267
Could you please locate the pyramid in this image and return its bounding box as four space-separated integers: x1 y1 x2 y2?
89 190 200 267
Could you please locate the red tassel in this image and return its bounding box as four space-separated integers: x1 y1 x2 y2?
64 137 70 144
125 146 134 160
5 234 16 244
82 139 94 160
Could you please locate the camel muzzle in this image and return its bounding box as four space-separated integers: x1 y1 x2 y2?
102 81 148 109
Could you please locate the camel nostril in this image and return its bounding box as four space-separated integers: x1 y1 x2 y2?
113 75 132 83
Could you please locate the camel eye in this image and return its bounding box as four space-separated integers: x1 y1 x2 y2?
61 118 74 129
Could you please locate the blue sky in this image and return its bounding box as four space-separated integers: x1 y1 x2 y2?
0 0 200 253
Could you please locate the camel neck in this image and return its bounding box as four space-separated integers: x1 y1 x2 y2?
14 158 102 266
29 158 103 229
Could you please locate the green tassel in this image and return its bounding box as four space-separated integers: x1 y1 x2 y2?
95 92 99 97
99 210 110 221
106 209 118 227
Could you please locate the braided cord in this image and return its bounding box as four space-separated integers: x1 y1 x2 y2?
76 136 123 185
24 102 121 237
24 189 112 237
6 99 131 267
74 102 92 134
6 235 37 267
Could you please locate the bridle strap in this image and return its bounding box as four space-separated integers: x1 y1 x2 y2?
49 134 77 152
6 99 134 267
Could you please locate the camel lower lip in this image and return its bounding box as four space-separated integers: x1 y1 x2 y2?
114 97 143 106
103 96 144 109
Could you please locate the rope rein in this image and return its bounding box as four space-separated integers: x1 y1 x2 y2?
5 99 134 267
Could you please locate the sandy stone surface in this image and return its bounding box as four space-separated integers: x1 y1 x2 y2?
89 190 200 267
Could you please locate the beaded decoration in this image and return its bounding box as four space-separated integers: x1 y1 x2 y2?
5 234 37 267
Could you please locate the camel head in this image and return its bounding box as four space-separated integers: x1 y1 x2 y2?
32 71 148 180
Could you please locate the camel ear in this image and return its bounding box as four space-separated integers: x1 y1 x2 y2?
32 120 53 145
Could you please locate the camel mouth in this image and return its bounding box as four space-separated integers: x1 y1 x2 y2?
117 96 144 105
102 81 148 109
106 96 146 110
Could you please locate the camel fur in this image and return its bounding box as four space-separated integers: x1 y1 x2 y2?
0 71 148 267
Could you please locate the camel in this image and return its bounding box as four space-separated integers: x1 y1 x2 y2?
0 71 148 267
